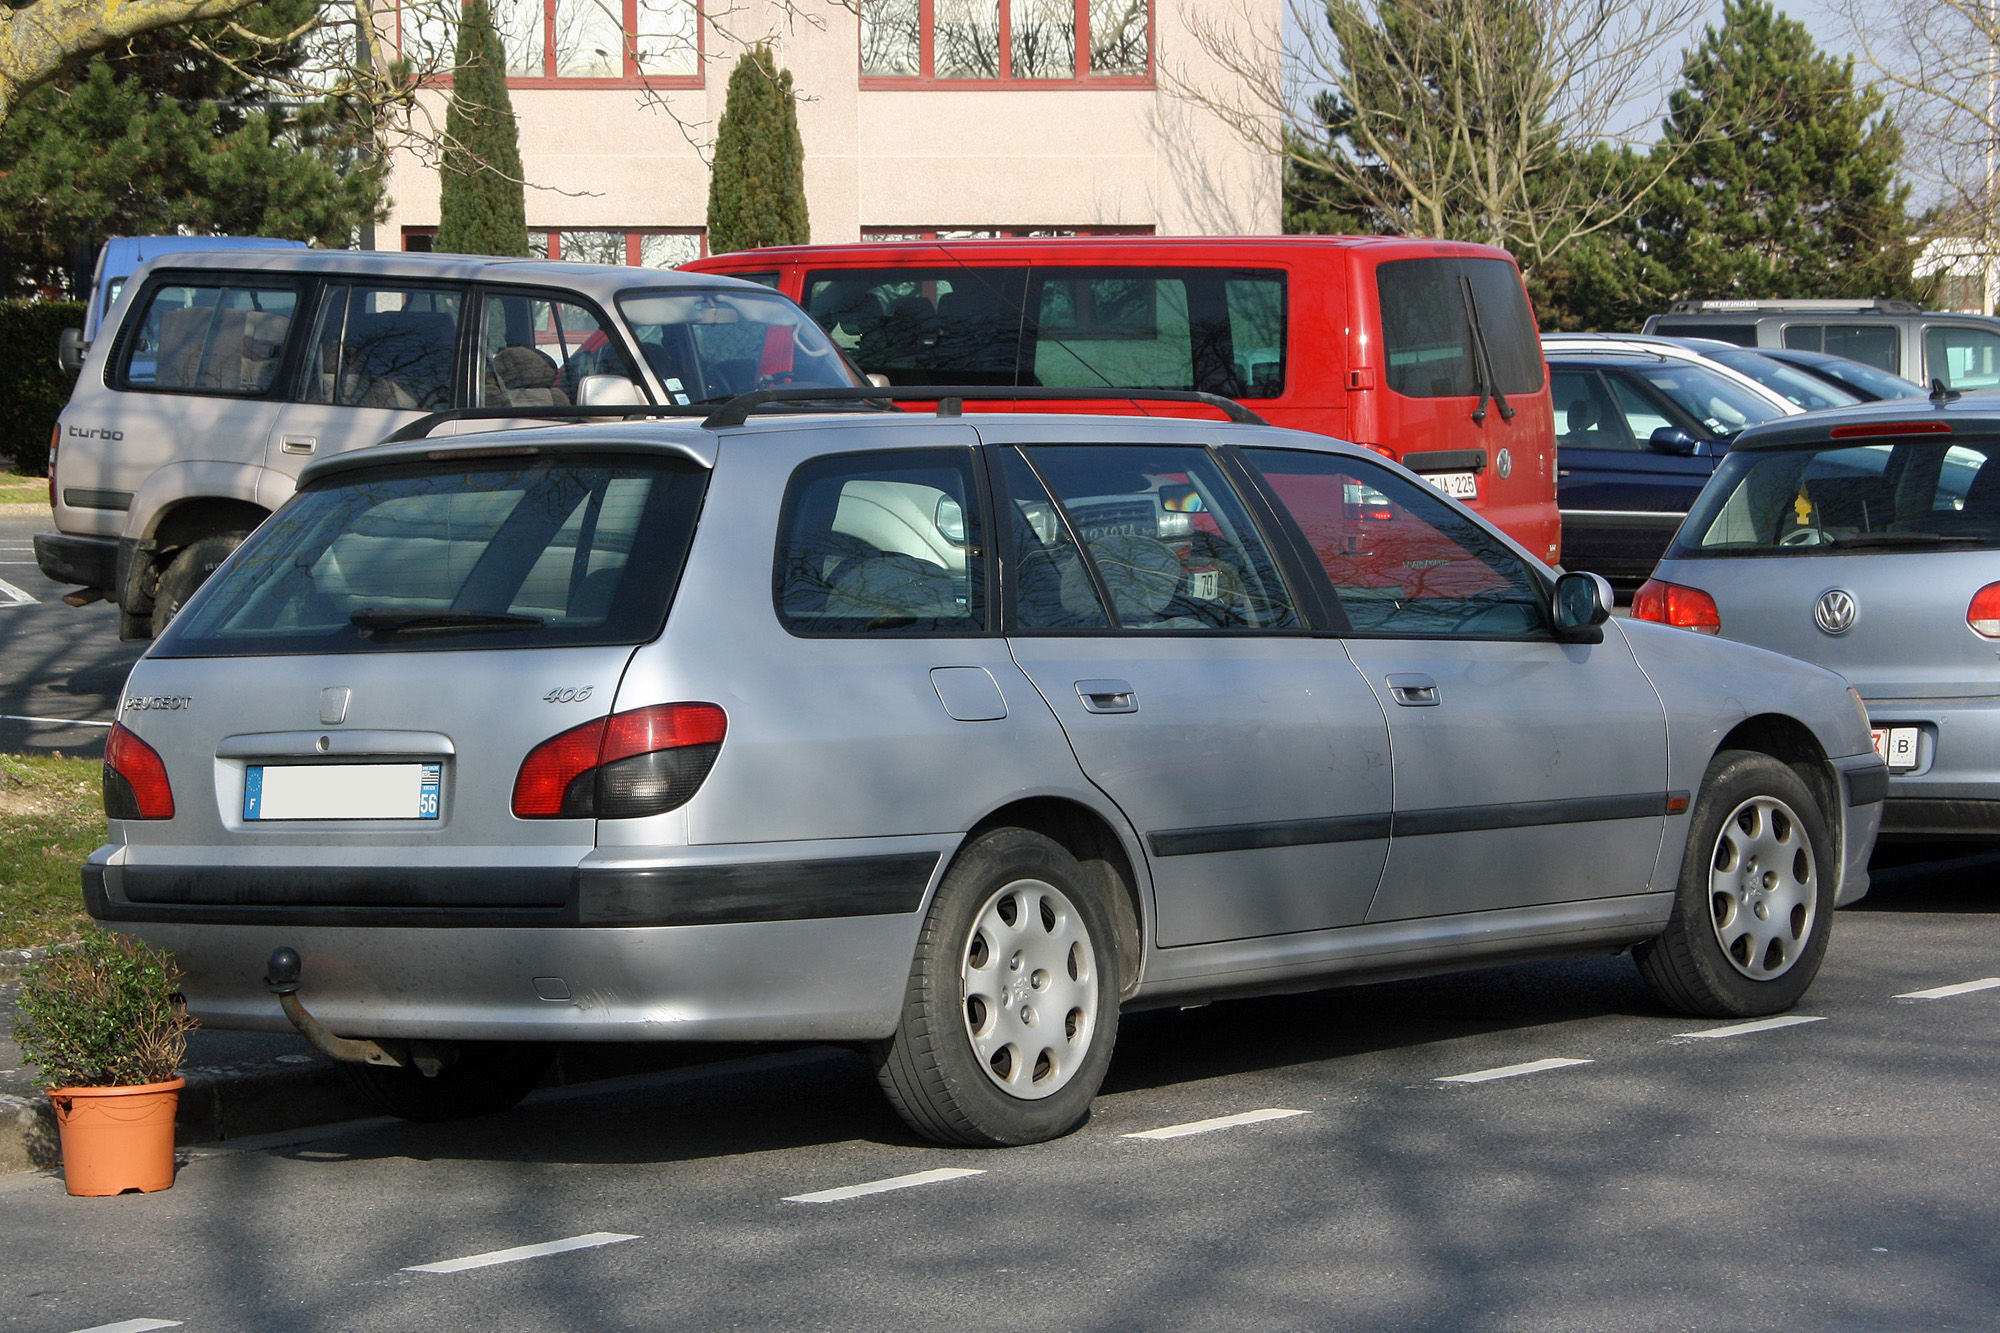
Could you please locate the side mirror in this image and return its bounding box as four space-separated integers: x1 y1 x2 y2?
57 328 85 374
576 374 644 407
866 372 891 388
1552 570 1614 643
1648 425 1700 456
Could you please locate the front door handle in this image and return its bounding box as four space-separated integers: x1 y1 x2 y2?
280 435 318 455
1386 673 1441 707
1076 679 1139 714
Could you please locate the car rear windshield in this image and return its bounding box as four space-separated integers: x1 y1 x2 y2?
152 453 707 656
614 287 858 405
1669 437 2000 558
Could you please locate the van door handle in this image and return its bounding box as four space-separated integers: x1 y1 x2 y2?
280 435 317 455
1076 679 1139 714
1386 673 1441 706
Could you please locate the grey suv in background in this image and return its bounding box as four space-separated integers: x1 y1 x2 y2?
1643 299 2000 395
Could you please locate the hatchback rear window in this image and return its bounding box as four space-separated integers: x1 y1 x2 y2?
153 454 706 656
1671 438 2000 557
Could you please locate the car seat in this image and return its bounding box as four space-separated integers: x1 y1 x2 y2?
487 344 567 407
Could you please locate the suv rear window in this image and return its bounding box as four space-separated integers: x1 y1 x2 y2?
1671 438 2000 557
153 454 707 656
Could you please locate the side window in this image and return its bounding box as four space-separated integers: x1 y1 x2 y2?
803 267 1028 386
302 285 463 410
1926 325 2000 391
775 449 985 634
120 281 298 395
1823 324 1899 372
1605 373 1678 442
1551 369 1636 450
1244 447 1547 638
1001 449 1110 630
1021 444 1297 631
477 291 635 408
1781 324 1825 353
1025 268 1288 399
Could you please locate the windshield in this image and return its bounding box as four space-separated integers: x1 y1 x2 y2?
153 454 707 656
1702 347 1861 411
615 287 859 405
1669 436 2000 557
1632 362 1788 438
1800 357 1927 401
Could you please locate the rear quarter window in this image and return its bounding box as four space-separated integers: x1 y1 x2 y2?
118 279 300 396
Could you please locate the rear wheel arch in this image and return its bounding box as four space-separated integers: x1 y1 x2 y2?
148 497 269 555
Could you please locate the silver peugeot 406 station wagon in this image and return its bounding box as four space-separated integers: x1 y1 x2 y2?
88 386 1887 1146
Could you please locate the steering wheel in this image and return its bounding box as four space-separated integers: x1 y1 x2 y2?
1778 527 1824 547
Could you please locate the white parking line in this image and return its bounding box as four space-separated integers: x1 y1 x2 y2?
1124 1108 1308 1140
403 1231 639 1273
1895 977 2000 1000
0 576 37 605
1678 1015 1825 1039
784 1167 984 1203
0 714 112 728
65 1321 181 1333
1438 1057 1593 1084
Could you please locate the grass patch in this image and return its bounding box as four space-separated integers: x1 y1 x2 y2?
0 753 102 950
0 470 45 504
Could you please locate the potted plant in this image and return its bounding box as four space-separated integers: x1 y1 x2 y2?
15 930 195 1196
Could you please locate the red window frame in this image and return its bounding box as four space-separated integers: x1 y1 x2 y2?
397 0 704 88
858 0 1154 89
858 225 1155 240
402 227 707 266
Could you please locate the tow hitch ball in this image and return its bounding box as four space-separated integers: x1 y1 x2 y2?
265 947 454 1077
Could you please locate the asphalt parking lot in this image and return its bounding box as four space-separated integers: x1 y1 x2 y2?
0 512 138 760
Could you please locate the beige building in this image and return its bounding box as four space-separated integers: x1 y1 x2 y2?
384 0 1280 261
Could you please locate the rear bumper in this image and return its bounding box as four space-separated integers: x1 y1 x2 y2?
1878 798 2000 842
32 530 115 589
1862 694 2000 841
88 843 946 1042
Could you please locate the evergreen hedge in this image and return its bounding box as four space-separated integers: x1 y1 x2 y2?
0 302 83 475
435 0 529 258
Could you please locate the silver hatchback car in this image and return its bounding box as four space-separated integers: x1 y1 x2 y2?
91 389 1886 1146
1645 394 2000 847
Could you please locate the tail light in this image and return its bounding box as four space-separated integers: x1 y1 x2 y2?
1631 578 1722 634
1969 582 2000 638
104 723 175 819
47 426 57 509
512 703 727 819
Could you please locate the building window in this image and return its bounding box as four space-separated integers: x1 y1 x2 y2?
860 0 1150 84
858 225 1155 240
404 227 703 267
401 0 700 84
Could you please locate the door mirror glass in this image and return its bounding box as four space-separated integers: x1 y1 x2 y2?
577 374 644 406
1649 425 1700 455
1552 570 1613 640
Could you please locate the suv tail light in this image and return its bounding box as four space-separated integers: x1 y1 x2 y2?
513 703 727 819
1631 578 1721 634
1969 582 2000 638
105 723 175 819
47 425 57 509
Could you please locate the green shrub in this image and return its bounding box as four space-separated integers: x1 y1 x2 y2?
15 929 194 1089
0 301 82 475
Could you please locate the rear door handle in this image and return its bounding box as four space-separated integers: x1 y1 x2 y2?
1386 673 1441 707
280 435 317 455
1076 679 1139 714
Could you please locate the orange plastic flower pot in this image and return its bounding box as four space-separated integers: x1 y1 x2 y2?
46 1077 184 1196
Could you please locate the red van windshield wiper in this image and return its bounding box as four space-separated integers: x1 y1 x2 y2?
1458 273 1516 426
350 609 545 634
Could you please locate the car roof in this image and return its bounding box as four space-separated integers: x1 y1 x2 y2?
1541 334 1802 411
126 248 777 300
685 234 1522 266
1727 393 2000 449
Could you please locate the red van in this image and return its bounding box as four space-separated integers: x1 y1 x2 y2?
683 235 1559 562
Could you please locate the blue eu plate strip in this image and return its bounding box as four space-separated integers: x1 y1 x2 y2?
243 766 263 820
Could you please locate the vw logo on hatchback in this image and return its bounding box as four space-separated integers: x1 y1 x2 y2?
1814 589 1858 635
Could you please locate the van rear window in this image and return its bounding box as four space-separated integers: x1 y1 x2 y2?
152 454 707 657
1377 257 1542 399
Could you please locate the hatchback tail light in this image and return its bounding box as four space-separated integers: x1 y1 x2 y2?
1631 578 1722 634
1969 582 2000 638
512 703 727 819
104 723 175 819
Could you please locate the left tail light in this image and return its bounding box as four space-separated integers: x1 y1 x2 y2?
1968 582 2000 638
512 703 727 819
1631 578 1721 634
104 723 175 819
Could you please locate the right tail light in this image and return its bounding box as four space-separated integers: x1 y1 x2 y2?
513 703 727 819
104 723 175 819
1969 582 2000 638
1631 578 1721 634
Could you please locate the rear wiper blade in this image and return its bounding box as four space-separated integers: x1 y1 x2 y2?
1826 532 1974 549
350 609 544 634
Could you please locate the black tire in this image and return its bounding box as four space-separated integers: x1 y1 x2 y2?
336 1042 555 1122
1636 750 1836 1018
150 532 246 637
874 828 1120 1147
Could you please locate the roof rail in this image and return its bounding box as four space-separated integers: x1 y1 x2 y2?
700 385 1271 430
380 402 736 444
1663 298 1926 315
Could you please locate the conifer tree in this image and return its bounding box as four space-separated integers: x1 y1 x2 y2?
435 0 527 257
706 46 809 255
1649 0 1915 299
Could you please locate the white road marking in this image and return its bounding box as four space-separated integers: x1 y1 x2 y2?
404 1232 639 1273
0 576 37 605
0 714 112 728
66 1321 181 1333
1678 1015 1826 1039
1438 1057 1593 1084
1896 977 2000 1000
1124 1108 1308 1140
784 1167 985 1203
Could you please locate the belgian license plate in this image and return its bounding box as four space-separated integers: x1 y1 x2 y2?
1871 727 1920 772
1423 471 1479 501
244 762 442 821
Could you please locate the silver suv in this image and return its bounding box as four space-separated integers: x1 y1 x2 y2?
91 389 1886 1145
35 249 857 638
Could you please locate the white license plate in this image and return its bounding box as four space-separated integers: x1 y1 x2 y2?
244 763 442 821
1871 727 1920 772
1422 471 1479 501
